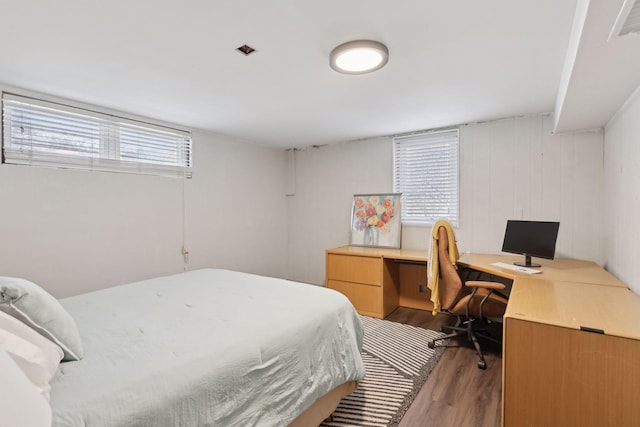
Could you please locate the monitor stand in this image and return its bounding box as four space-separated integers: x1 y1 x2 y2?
514 255 541 268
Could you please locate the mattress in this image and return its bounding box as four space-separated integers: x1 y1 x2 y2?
50 269 365 426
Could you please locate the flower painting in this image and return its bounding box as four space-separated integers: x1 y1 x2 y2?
349 193 401 248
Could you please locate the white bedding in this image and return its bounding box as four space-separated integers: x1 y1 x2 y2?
50 269 365 426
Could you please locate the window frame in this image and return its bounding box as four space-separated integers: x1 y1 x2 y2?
392 128 459 227
1 92 193 178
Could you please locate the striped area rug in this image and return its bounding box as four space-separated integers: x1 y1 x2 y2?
321 316 446 427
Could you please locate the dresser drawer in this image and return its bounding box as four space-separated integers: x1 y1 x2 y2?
327 279 383 318
326 254 382 286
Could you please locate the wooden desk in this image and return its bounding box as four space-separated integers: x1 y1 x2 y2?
506 278 640 340
458 253 626 287
325 246 430 318
460 254 640 426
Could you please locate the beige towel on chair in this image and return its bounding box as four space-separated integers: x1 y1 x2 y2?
427 220 460 315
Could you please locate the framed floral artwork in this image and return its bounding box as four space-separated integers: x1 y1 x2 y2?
349 193 402 248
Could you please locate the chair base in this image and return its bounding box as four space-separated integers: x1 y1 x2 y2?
427 316 501 370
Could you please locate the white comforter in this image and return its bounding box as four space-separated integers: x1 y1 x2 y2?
50 269 364 426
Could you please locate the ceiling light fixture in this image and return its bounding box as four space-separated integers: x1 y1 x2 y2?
330 40 389 75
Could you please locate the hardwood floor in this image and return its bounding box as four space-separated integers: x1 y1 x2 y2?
386 307 502 427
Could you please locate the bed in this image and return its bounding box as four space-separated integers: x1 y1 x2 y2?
1 269 365 427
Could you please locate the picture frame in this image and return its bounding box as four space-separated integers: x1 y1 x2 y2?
349 193 402 248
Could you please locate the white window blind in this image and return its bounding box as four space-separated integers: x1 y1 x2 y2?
2 93 192 178
393 129 459 226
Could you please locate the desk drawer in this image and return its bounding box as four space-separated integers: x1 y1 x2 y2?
327 279 382 318
326 254 382 286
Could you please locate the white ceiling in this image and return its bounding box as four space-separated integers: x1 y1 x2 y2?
1 0 632 149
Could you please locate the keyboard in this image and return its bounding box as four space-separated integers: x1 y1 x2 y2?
491 262 542 274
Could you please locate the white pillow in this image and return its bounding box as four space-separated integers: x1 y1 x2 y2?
0 310 63 400
0 348 52 427
0 276 83 361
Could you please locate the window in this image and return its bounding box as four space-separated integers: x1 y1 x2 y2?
2 93 192 178
393 128 459 226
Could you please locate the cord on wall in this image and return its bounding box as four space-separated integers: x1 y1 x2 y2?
181 168 189 270
286 148 296 196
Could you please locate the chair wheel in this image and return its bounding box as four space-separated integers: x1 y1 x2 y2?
477 360 487 370
427 341 435 349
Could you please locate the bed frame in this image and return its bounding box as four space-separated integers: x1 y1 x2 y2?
289 381 358 426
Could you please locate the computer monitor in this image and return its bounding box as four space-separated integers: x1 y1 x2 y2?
501 220 560 267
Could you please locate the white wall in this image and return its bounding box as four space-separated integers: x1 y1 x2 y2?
0 164 183 297
184 130 289 279
0 126 288 298
457 114 603 262
603 86 640 294
288 114 604 286
285 137 393 284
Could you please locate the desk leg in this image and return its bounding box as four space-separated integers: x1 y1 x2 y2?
382 259 400 317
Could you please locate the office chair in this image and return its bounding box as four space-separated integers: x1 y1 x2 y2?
427 223 508 369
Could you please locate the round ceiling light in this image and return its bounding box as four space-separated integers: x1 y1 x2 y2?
330 40 389 75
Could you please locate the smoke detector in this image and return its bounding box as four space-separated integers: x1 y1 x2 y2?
237 44 256 56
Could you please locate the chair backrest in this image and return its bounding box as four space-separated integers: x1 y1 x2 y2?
437 225 464 311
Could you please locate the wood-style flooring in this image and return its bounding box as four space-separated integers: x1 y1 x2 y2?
386 307 502 427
